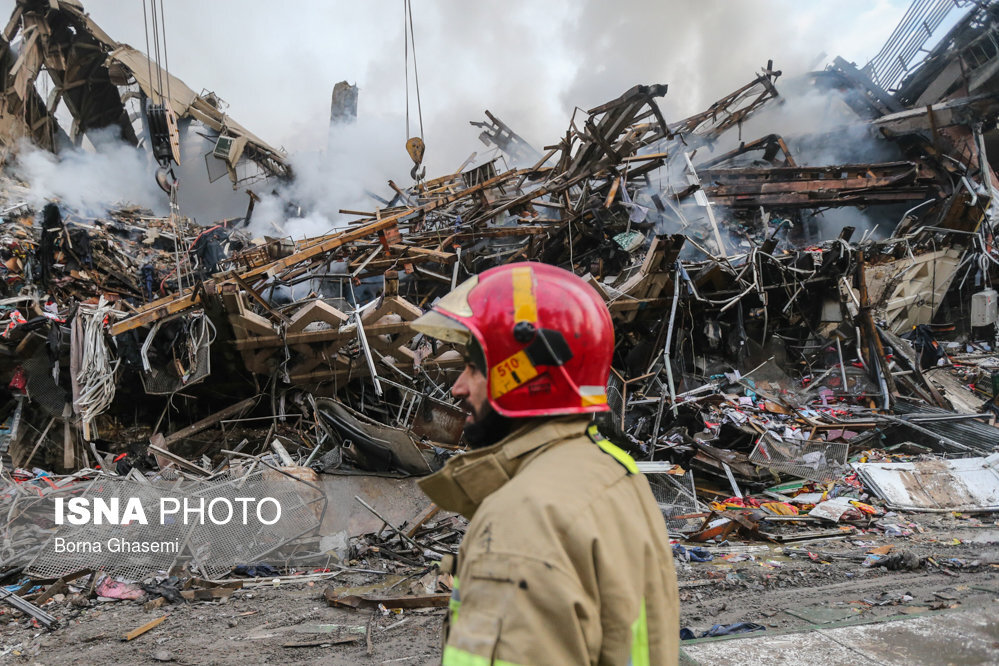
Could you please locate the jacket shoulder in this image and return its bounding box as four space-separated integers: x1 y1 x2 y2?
464 434 663 562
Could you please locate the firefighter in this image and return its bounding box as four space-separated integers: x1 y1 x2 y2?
411 262 678 665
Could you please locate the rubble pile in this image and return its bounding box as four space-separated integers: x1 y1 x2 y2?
0 0 997 654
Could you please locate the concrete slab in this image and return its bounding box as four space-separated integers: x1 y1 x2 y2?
783 605 859 624
682 609 999 665
318 473 429 537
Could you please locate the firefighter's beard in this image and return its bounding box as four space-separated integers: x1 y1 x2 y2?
461 402 514 449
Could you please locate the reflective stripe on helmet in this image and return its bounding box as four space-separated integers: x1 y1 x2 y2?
579 385 608 407
586 425 638 475
490 349 539 399
511 265 537 324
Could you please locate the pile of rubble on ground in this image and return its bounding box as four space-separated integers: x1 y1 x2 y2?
1 0 999 640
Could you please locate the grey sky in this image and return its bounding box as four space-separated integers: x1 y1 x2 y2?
79 0 916 174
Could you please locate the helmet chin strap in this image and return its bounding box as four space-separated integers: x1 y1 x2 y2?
535 322 586 402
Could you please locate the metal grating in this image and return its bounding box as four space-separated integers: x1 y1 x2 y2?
22 348 69 419
641 466 704 532
748 433 848 483
6 466 325 580
863 0 963 93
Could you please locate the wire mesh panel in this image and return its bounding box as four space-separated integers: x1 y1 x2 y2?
748 433 848 483
22 349 69 419
640 465 703 532
140 315 212 395
23 476 189 580
8 466 325 581
184 468 325 578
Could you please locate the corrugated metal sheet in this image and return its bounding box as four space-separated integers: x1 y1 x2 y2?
892 401 999 455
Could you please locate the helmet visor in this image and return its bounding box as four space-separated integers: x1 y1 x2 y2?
410 309 471 344
409 275 479 344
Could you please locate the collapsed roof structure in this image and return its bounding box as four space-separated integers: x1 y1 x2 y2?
0 0 998 597
0 0 290 186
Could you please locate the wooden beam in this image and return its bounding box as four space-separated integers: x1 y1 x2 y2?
111 168 526 336
234 321 413 351
161 396 258 446
108 293 198 336
230 271 289 323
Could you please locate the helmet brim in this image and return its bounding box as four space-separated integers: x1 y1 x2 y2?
410 309 472 345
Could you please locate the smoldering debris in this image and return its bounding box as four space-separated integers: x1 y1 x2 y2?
1 0 999 631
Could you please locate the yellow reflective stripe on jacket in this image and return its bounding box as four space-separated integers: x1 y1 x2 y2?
449 576 461 622
587 425 639 475
442 645 523 666
630 597 650 666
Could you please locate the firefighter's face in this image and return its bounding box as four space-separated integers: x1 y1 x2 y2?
452 362 489 425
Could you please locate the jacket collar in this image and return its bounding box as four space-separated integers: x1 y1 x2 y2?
418 416 591 519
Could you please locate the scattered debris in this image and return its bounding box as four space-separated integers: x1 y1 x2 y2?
1 0 999 662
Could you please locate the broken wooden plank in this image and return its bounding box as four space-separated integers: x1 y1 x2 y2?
405 503 441 539
33 578 67 605
323 590 450 610
160 396 258 446
283 636 363 648
144 597 168 611
149 440 211 477
121 615 168 641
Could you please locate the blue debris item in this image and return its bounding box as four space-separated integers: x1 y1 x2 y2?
3 580 40 595
681 622 766 640
233 563 280 577
672 544 714 562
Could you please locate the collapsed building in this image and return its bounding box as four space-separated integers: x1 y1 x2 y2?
1 0 999 623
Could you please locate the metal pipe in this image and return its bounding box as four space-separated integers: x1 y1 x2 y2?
836 337 849 391
650 264 682 456
0 588 58 629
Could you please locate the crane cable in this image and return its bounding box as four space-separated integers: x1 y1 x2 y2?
141 0 173 105
404 0 426 181
142 0 184 293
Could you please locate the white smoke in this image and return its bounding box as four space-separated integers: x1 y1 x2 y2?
12 128 167 216
78 1 913 177
10 0 923 233
247 109 413 239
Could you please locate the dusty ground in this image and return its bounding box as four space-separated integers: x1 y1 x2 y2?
0 572 445 666
676 517 999 638
2 516 997 665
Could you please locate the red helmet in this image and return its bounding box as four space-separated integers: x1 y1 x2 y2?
411 262 613 417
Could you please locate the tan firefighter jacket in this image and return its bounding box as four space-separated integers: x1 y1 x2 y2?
419 416 679 665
